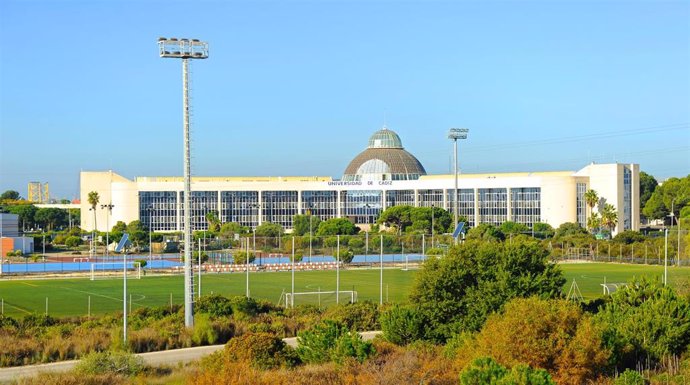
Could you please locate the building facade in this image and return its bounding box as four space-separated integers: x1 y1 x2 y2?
79 128 640 235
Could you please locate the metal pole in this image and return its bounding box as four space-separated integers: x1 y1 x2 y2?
123 249 127 342
149 226 152 267
45 297 48 316
291 236 295 308
664 228 668 286
246 238 250 297
365 231 368 265
198 241 201 299
336 234 340 304
678 217 682 267
309 213 312 263
182 57 194 328
453 138 458 245
431 205 435 248
380 234 383 305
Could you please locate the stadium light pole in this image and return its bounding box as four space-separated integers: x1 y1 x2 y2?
146 206 154 266
101 203 114 259
159 37 208 328
448 128 468 245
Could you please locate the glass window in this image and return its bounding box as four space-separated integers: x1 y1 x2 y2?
262 191 298 228
478 188 507 226
301 191 337 221
139 191 177 231
221 191 259 228
340 190 382 224
510 188 541 228
447 189 475 227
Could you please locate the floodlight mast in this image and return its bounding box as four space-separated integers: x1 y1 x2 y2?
448 128 468 245
158 37 208 328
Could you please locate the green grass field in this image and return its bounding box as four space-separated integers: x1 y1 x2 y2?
0 263 687 318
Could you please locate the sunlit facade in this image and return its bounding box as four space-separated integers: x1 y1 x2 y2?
80 128 640 235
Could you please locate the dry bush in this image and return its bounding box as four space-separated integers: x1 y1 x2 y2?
453 297 610 385
0 334 41 366
15 372 125 385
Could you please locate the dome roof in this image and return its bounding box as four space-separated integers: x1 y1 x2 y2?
343 126 426 181
368 127 403 149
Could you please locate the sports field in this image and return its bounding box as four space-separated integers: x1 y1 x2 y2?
0 263 687 318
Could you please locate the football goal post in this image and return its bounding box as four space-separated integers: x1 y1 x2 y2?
281 290 357 308
90 261 142 281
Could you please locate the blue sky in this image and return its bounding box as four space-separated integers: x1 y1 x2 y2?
1 0 688 199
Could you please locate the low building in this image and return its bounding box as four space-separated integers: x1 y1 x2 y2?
79 127 639 235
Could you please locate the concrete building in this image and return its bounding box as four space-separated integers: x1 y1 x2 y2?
79 127 639 235
0 213 34 257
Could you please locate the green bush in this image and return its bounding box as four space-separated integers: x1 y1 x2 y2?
380 304 425 346
296 320 375 364
459 357 555 385
614 370 646 385
324 301 380 331
75 351 145 377
65 236 82 248
192 314 219 345
195 294 234 317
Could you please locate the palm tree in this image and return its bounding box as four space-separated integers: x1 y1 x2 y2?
586 212 601 234
87 191 100 252
600 203 618 236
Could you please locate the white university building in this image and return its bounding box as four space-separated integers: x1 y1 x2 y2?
79 127 639 235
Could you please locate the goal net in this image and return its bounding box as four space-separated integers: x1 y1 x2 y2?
281 290 357 308
90 261 142 281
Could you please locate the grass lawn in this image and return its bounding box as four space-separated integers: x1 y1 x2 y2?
0 263 687 318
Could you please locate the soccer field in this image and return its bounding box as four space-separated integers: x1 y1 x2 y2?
0 263 687 318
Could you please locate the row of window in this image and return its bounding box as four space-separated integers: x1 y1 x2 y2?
139 188 542 231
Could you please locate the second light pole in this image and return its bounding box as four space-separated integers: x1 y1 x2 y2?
448 128 469 244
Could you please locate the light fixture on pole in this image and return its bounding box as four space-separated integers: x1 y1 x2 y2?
159 37 209 328
448 128 469 245
101 204 114 259
308 202 313 264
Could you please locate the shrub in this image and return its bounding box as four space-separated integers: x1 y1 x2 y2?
296 320 375 364
459 357 556 385
595 277 690 369
324 301 380 331
75 351 145 377
224 332 298 369
410 239 565 342
195 294 233 317
455 297 610 385
380 304 425 346
614 369 646 385
65 236 82 248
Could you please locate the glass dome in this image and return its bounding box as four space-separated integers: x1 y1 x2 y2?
342 126 426 181
367 127 403 149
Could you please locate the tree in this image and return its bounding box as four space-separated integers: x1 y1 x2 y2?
296 320 375 364
586 212 601 234
126 220 148 246
410 239 565 342
642 175 690 220
316 218 358 236
600 203 618 235
205 210 220 232
87 191 100 231
554 222 588 238
584 189 599 214
380 304 425 346
5 204 37 230
499 221 529 236
457 297 609 385
255 222 283 238
639 171 658 213
466 223 505 242
232 250 255 264
459 357 556 385
292 214 321 236
532 222 555 239
596 277 690 369
0 190 21 201
218 222 247 239
377 205 414 234
34 208 67 231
